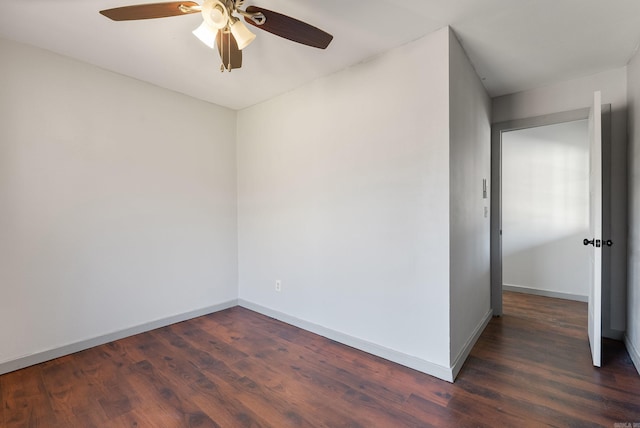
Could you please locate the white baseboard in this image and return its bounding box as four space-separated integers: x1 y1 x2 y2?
0 300 238 376
1 298 497 384
238 299 455 382
503 284 588 302
624 334 640 376
450 308 493 380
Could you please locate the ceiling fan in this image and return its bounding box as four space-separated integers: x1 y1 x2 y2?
99 0 333 72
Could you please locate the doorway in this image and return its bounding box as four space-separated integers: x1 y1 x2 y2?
490 106 611 317
501 119 590 302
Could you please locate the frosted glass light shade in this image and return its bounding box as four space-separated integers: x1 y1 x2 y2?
192 22 217 49
202 0 228 30
230 19 256 50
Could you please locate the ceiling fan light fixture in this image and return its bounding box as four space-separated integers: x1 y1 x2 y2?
202 0 228 30
99 1 334 72
229 18 256 50
192 21 217 49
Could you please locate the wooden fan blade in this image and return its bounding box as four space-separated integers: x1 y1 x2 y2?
216 31 243 70
99 1 200 21
244 6 333 49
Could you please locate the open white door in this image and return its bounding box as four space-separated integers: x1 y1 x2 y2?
587 91 602 368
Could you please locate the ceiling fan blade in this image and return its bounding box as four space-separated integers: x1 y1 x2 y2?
244 6 333 49
99 1 200 21
216 31 243 70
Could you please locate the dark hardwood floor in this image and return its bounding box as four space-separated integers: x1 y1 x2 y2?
2 291 639 427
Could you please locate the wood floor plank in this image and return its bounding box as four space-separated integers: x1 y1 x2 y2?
146 328 272 427
115 332 230 427
456 363 614 426
0 374 4 426
0 366 57 427
466 352 639 423
108 406 176 428
230 344 392 427
1 291 640 426
173 310 436 427
74 346 140 422
40 356 108 427
158 324 320 427
190 306 451 414
174 311 428 426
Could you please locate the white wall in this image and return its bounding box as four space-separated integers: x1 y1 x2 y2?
627 48 640 373
448 31 492 370
492 68 628 337
0 38 238 370
502 120 590 300
0 28 494 381
237 28 453 376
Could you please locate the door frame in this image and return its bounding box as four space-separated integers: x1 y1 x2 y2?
490 106 611 316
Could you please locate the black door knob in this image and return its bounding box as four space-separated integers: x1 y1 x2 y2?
583 238 613 247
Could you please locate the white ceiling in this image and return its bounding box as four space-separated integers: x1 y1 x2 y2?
1 0 639 110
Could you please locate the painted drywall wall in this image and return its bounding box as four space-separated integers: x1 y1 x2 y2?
492 68 628 337
448 31 492 369
237 28 452 374
0 38 238 368
502 120 590 301
627 48 640 373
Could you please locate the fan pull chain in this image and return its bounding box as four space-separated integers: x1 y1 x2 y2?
227 29 231 72
220 31 225 72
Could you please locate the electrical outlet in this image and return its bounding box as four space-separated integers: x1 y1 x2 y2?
275 280 282 292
